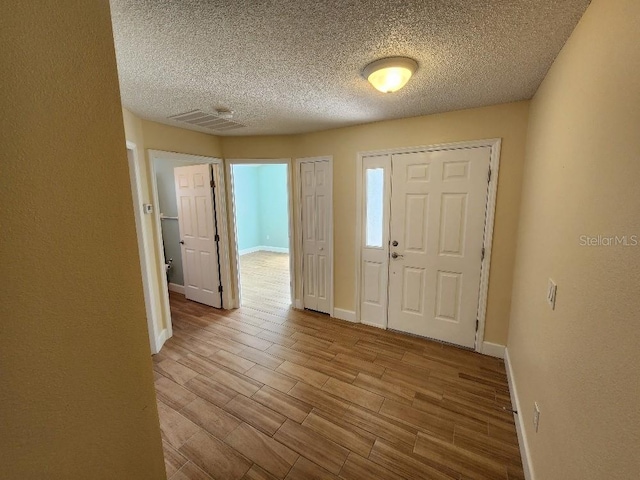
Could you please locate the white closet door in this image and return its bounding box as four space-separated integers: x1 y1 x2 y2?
174 164 221 308
301 160 331 314
360 155 391 328
387 147 490 347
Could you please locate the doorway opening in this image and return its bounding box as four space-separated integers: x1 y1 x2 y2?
152 153 230 309
229 162 293 310
141 150 232 353
156 162 218 303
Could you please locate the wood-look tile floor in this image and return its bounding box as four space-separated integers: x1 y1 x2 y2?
155 293 524 480
239 251 291 307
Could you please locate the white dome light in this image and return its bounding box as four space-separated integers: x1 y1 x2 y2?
362 57 419 93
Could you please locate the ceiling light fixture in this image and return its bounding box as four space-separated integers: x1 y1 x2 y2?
362 57 418 93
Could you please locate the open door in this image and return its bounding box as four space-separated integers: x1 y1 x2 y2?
174 164 222 308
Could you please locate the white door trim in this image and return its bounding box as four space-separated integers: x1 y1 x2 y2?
294 156 334 316
126 141 163 354
148 149 233 323
225 158 296 309
355 138 502 352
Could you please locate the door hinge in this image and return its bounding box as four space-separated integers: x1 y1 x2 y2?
214 234 220 242
476 319 479 332
487 168 492 183
481 247 485 261
210 180 215 188
218 285 223 293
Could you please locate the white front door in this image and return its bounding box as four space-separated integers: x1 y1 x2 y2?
174 164 222 308
387 147 490 347
301 160 331 314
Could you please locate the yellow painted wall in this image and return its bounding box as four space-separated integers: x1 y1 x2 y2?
221 102 529 345
507 0 640 477
0 2 165 479
222 135 297 160
140 119 223 158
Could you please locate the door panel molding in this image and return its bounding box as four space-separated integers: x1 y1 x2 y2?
174 164 221 308
355 139 502 352
294 156 334 316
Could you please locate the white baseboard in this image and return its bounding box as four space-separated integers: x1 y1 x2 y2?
240 246 289 255
482 341 506 359
294 299 304 309
333 308 357 323
239 246 262 255
168 283 185 295
360 320 386 329
155 328 171 353
261 246 289 253
505 348 535 480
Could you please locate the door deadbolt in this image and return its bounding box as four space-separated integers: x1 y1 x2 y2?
392 240 399 247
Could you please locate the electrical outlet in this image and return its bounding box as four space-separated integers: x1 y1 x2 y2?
547 278 557 310
533 402 541 432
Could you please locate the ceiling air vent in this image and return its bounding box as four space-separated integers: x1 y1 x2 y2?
168 109 245 132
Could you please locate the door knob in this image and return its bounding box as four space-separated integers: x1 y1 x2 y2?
391 252 403 259
179 240 184 245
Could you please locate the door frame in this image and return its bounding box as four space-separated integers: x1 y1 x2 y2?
225 158 295 308
126 141 164 354
355 138 502 353
294 156 334 316
148 150 233 317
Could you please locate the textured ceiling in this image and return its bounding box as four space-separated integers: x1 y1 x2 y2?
110 0 590 136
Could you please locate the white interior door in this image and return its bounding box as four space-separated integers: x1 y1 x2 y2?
360 155 391 328
301 160 331 314
174 164 222 308
387 147 491 347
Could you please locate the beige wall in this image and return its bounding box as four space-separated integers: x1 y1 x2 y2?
507 0 640 478
0 2 165 479
223 135 296 160
221 102 529 344
140 119 223 158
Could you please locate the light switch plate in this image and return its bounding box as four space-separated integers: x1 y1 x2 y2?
547 278 557 310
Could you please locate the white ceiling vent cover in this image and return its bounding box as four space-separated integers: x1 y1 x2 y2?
168 109 245 131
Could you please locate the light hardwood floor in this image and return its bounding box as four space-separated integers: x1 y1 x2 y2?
154 292 523 480
239 251 291 308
